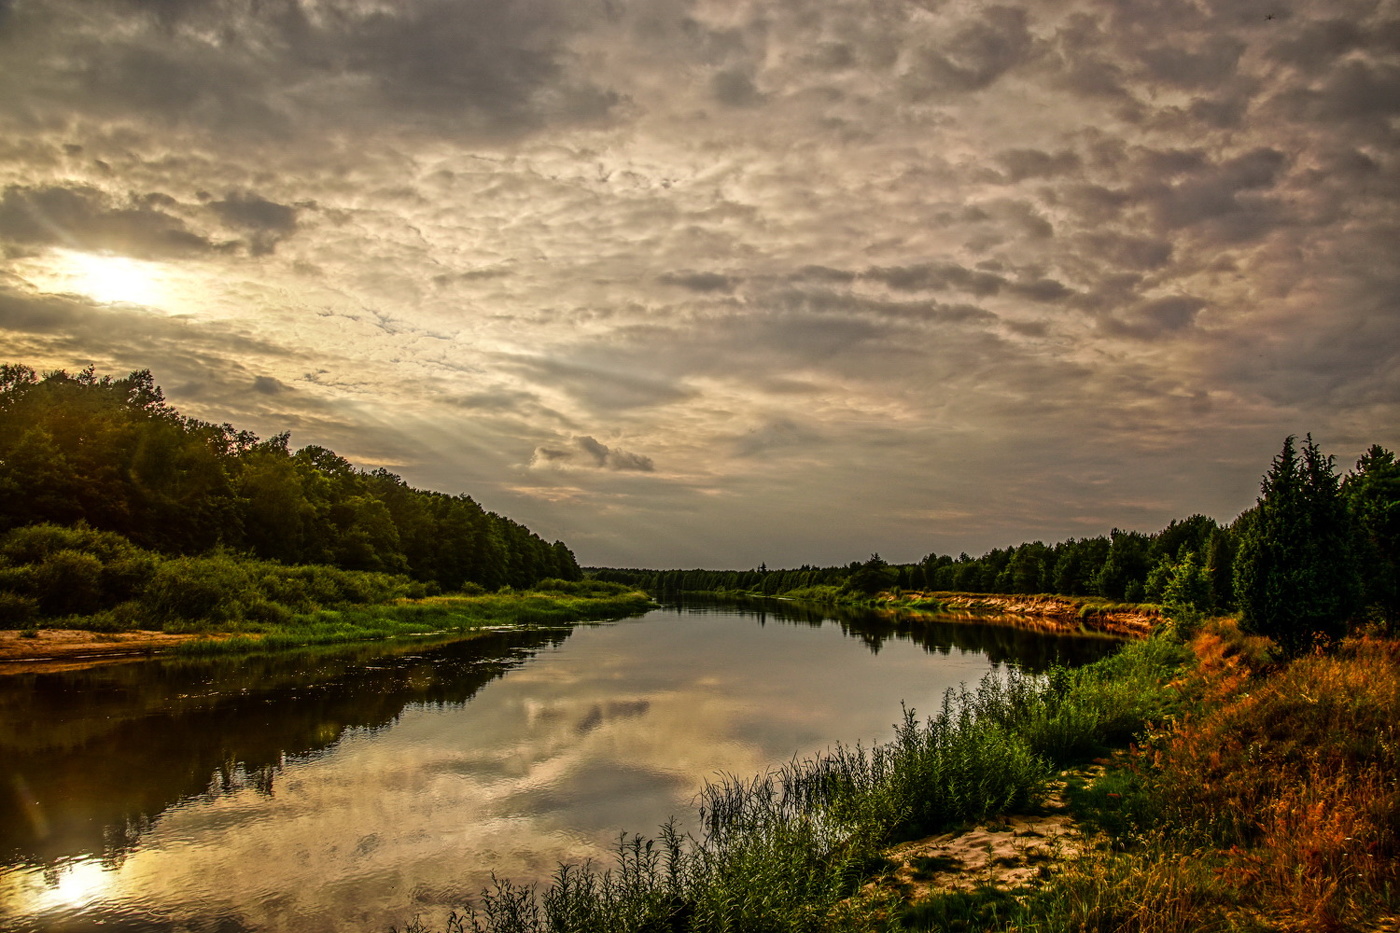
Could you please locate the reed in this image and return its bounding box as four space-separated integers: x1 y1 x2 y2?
399 634 1190 933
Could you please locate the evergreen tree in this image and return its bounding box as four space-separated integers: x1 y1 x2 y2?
1234 435 1362 653
1342 445 1400 623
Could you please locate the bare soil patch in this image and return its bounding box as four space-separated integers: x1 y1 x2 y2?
0 629 207 674
871 767 1106 902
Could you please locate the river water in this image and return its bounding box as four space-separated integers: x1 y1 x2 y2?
0 599 1118 932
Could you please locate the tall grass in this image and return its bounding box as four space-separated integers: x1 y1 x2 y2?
399 634 1190 933
911 624 1400 933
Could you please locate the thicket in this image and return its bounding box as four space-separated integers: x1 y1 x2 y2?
0 521 646 641
0 364 580 593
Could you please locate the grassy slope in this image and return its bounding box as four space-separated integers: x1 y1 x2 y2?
896 621 1400 933
399 616 1399 933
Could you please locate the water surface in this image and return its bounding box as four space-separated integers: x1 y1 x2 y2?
0 600 1117 932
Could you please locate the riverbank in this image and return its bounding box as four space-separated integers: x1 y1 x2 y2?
0 587 653 674
766 586 1162 638
401 620 1400 933
900 592 1160 637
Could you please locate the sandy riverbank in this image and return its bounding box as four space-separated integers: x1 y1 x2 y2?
0 629 210 674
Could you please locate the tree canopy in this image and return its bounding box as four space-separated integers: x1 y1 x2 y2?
0 365 580 592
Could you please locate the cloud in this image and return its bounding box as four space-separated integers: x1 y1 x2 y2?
0 185 213 258
0 0 621 145
863 263 1006 296
1104 295 1208 340
658 272 740 293
209 191 301 255
531 435 654 472
732 419 821 459
902 6 1035 98
996 149 1082 182
503 355 696 414
3 0 1399 568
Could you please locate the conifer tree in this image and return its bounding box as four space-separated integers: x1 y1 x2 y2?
1234 435 1361 653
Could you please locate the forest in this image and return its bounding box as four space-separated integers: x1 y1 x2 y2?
596 434 1400 650
0 364 584 630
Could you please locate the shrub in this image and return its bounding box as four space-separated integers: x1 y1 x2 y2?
32 549 105 616
0 590 38 628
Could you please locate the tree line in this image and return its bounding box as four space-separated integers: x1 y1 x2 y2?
594 435 1399 652
0 365 581 593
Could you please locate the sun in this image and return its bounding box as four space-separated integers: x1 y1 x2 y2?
47 249 168 308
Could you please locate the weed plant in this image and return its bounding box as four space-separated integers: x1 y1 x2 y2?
904 623 1400 933
400 634 1190 933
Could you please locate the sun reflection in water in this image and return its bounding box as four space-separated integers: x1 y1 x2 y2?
14 857 117 915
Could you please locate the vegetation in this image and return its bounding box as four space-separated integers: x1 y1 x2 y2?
595 435 1399 654
0 364 581 594
0 519 648 646
890 623 1400 933
1233 434 1362 654
398 632 1190 933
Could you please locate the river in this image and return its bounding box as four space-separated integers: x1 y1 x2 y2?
0 599 1118 932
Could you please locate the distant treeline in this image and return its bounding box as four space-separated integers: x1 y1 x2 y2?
0 365 581 592
593 436 1400 646
594 515 1235 605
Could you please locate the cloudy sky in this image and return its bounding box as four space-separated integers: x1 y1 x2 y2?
1 0 1397 569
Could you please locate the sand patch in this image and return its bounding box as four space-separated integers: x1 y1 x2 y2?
0 628 208 674
872 767 1106 902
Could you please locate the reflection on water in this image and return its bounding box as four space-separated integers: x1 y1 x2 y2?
0 600 1119 932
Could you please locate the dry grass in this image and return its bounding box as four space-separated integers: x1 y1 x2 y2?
1057 625 1400 933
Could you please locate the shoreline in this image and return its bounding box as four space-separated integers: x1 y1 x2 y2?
0 629 210 674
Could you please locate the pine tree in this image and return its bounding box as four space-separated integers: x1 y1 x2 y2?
1234 435 1361 653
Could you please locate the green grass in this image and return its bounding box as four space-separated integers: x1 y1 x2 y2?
397 632 1192 933
166 588 654 656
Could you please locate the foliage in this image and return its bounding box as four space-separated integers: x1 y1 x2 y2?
0 364 582 594
595 435 1399 645
0 522 649 640
1343 444 1400 623
1234 435 1362 653
401 635 1188 933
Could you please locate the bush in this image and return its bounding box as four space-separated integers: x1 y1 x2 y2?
32 549 105 616
144 554 252 625
0 590 38 628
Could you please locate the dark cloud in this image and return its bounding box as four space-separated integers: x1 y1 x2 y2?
1266 18 1365 73
0 0 620 144
658 271 740 293
864 262 1005 296
732 419 820 458
902 5 1034 97
532 435 654 472
210 191 301 255
996 149 1081 182
0 185 212 258
793 265 858 284
711 70 763 108
1104 295 1207 340
1078 233 1173 271
251 375 290 395
1138 35 1245 89
1010 278 1073 302
1141 148 1289 238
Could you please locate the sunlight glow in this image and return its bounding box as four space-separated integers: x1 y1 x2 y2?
47 249 168 308
25 858 115 913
